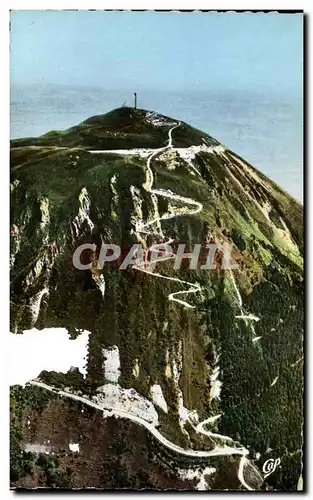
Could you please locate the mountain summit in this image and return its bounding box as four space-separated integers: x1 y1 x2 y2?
11 107 221 150
10 108 303 490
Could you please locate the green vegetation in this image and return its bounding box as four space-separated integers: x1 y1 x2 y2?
10 385 56 484
199 264 303 491
38 368 86 392
10 107 303 490
11 107 217 151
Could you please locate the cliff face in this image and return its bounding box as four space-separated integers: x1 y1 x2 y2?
10 107 303 491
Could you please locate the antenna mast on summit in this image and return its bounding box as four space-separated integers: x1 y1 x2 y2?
134 92 137 110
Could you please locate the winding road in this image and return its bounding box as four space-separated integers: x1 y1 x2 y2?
131 122 204 309
88 121 254 489
131 122 255 489
24 121 257 490
29 380 253 490
12 119 270 491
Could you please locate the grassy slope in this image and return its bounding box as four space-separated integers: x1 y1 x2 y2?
10 108 303 490
11 107 218 150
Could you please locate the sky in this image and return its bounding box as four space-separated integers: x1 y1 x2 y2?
10 10 303 95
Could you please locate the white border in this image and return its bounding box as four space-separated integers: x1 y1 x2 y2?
3 1 310 10
1 5 10 500
2 3 308 498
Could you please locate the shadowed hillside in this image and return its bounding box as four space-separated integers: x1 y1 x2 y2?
10 108 303 491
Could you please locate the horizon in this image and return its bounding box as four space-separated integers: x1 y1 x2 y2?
10 11 303 202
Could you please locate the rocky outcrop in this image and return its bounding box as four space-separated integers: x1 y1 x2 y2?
10 108 303 490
